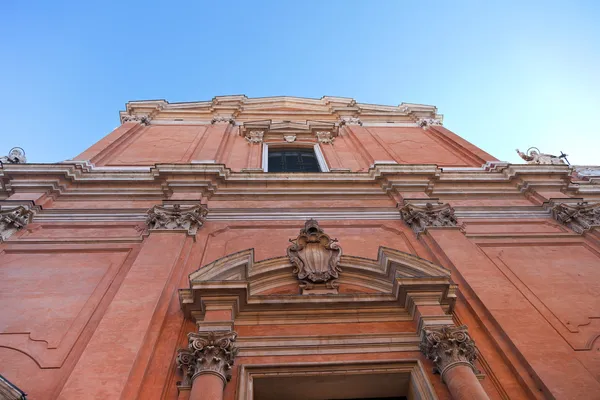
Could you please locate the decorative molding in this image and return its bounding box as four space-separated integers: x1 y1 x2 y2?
287 219 342 293
573 166 600 183
416 118 443 127
0 374 27 400
398 202 458 235
0 147 27 164
339 117 363 126
145 204 208 235
283 134 296 143
0 205 33 241
176 330 238 389
121 114 151 125
244 130 264 144
211 116 235 125
552 201 600 234
420 325 477 382
316 131 335 144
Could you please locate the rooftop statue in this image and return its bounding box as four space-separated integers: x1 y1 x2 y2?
516 147 566 165
0 147 26 164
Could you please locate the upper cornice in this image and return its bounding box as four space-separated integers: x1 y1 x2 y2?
119 95 442 125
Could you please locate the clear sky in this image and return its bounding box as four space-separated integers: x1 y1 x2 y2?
1 1 599 165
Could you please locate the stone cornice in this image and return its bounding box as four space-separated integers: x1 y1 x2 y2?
119 96 442 125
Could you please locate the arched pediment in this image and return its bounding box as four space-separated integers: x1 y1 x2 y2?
179 246 455 320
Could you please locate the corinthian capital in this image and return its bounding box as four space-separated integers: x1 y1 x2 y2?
0 205 33 242
145 204 208 235
420 325 477 382
176 330 238 388
398 202 457 235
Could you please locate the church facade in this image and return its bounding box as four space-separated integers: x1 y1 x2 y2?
0 96 599 400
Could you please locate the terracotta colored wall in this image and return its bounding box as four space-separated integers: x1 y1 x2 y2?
74 123 496 169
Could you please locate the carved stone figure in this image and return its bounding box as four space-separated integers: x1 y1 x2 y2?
176 330 238 388
417 118 443 127
121 114 151 125
0 206 33 241
516 148 566 165
245 130 264 144
316 131 334 144
0 147 26 164
399 202 458 235
420 325 478 381
287 219 342 290
145 204 208 235
552 201 600 234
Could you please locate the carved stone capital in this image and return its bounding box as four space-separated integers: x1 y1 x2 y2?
316 131 335 144
339 117 362 126
399 202 457 235
287 219 342 293
416 118 443 127
145 204 208 235
0 205 33 242
420 325 477 382
211 116 235 125
121 114 151 125
176 330 238 388
552 201 600 234
245 130 264 144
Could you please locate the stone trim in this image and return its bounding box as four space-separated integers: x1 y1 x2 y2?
0 374 27 400
176 330 238 389
0 205 33 241
552 201 600 234
420 325 477 383
145 204 208 235
237 360 438 400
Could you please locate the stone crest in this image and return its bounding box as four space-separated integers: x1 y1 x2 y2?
552 201 600 234
399 202 458 235
176 330 238 388
0 206 33 242
420 325 477 382
283 134 296 143
287 219 342 292
145 204 208 236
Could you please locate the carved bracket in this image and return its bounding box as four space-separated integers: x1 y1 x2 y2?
552 201 600 234
420 325 477 382
287 219 342 293
0 205 33 242
416 118 443 127
176 330 238 389
339 117 362 126
398 202 457 235
211 116 235 125
145 204 208 235
121 114 151 125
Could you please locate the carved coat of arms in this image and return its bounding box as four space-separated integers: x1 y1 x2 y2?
287 219 342 288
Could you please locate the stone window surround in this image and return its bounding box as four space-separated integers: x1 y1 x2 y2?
262 142 329 172
236 360 437 400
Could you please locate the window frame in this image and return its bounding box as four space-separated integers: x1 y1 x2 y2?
262 142 329 173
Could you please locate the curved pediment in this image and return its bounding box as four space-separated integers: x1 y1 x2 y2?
180 246 454 319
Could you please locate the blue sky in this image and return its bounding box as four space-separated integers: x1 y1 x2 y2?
1 1 599 165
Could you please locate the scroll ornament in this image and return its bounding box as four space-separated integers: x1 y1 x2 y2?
176 330 238 388
145 204 208 235
420 325 478 382
287 219 342 289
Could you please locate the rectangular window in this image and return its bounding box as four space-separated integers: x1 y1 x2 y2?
268 148 321 173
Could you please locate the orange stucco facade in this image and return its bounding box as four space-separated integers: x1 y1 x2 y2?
0 96 599 400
